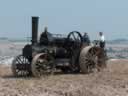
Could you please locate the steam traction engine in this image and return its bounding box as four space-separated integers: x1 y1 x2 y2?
11 17 106 77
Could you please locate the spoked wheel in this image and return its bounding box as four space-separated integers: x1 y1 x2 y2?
79 46 106 74
11 55 32 77
67 31 83 48
31 53 55 77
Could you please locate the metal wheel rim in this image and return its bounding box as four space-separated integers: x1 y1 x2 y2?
79 46 106 73
11 55 31 76
32 53 55 77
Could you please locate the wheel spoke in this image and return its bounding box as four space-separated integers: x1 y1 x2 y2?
86 53 93 60
23 57 26 63
16 58 22 64
90 49 95 55
72 33 77 41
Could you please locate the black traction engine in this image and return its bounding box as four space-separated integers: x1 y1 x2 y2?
11 16 107 77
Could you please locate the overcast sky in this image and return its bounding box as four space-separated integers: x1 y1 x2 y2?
0 0 128 40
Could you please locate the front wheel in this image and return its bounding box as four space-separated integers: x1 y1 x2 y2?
11 55 32 77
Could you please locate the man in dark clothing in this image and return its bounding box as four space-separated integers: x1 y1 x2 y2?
83 32 90 45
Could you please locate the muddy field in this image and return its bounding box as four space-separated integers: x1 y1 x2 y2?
0 59 127 96
0 42 128 96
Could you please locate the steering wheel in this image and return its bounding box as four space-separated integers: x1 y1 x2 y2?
67 31 83 49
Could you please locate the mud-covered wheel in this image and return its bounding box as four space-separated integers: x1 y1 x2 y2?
31 53 55 77
79 46 106 73
11 55 32 77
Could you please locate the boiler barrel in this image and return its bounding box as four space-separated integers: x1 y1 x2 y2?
32 16 39 45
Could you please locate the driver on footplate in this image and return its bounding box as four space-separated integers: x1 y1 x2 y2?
99 32 105 49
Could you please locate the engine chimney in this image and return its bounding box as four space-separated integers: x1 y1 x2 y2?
31 16 39 45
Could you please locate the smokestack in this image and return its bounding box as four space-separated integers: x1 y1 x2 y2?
31 16 39 45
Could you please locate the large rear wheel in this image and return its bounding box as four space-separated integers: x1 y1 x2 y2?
79 46 106 73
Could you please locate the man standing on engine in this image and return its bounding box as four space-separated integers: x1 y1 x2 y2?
99 32 105 49
83 32 90 46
